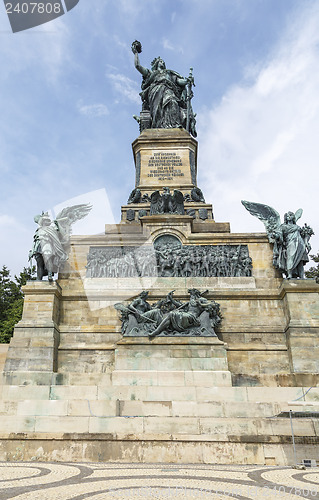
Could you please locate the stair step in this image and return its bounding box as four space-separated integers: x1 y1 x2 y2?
0 414 316 438
1 385 318 402
1 398 318 418
111 370 231 386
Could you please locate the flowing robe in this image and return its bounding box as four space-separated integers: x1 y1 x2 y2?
141 69 186 129
165 298 202 332
32 225 68 273
279 223 309 273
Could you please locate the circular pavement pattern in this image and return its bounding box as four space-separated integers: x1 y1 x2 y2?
0 462 319 499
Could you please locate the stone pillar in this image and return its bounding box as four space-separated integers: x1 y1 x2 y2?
122 129 215 222
4 281 62 375
282 279 319 374
131 128 198 195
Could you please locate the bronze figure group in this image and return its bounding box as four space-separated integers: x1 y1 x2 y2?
115 289 222 338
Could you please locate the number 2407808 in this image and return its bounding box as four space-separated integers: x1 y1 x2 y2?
5 3 62 14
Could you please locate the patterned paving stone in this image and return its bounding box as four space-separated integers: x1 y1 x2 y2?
0 462 318 499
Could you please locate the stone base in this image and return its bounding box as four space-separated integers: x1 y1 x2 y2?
0 374 319 465
114 336 231 383
4 281 61 373
1 127 319 466
0 346 8 376
0 278 318 465
0 432 317 465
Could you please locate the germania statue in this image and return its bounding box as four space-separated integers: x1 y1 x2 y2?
132 40 197 137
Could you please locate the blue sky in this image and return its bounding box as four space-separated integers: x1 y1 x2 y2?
0 0 318 277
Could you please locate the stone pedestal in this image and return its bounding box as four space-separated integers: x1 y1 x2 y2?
3 281 61 377
114 336 232 387
283 280 319 374
132 128 198 193
0 346 8 375
123 128 215 223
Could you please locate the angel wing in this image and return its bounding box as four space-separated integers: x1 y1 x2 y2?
172 190 185 215
241 200 281 234
150 191 162 215
295 208 303 222
55 204 92 226
54 203 92 245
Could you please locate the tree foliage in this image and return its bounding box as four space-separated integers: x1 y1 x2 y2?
0 266 35 343
305 252 319 283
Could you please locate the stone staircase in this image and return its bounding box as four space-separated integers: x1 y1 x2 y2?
0 331 319 464
0 366 318 464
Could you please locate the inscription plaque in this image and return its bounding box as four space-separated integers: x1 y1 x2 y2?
147 152 185 181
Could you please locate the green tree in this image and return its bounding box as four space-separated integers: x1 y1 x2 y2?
305 252 319 283
0 266 35 343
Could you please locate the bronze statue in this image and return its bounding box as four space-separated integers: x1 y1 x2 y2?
132 40 197 137
127 188 150 204
148 289 221 339
114 291 163 336
150 187 185 215
29 204 92 281
114 289 222 338
242 201 314 279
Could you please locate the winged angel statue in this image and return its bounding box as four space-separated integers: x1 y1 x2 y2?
242 201 314 279
29 204 92 281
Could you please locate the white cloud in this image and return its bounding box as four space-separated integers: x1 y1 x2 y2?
37 20 71 84
161 37 183 54
0 215 19 227
0 16 70 85
198 3 319 254
116 0 144 18
77 102 109 117
106 72 140 104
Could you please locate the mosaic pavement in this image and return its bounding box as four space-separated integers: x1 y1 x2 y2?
0 462 319 499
